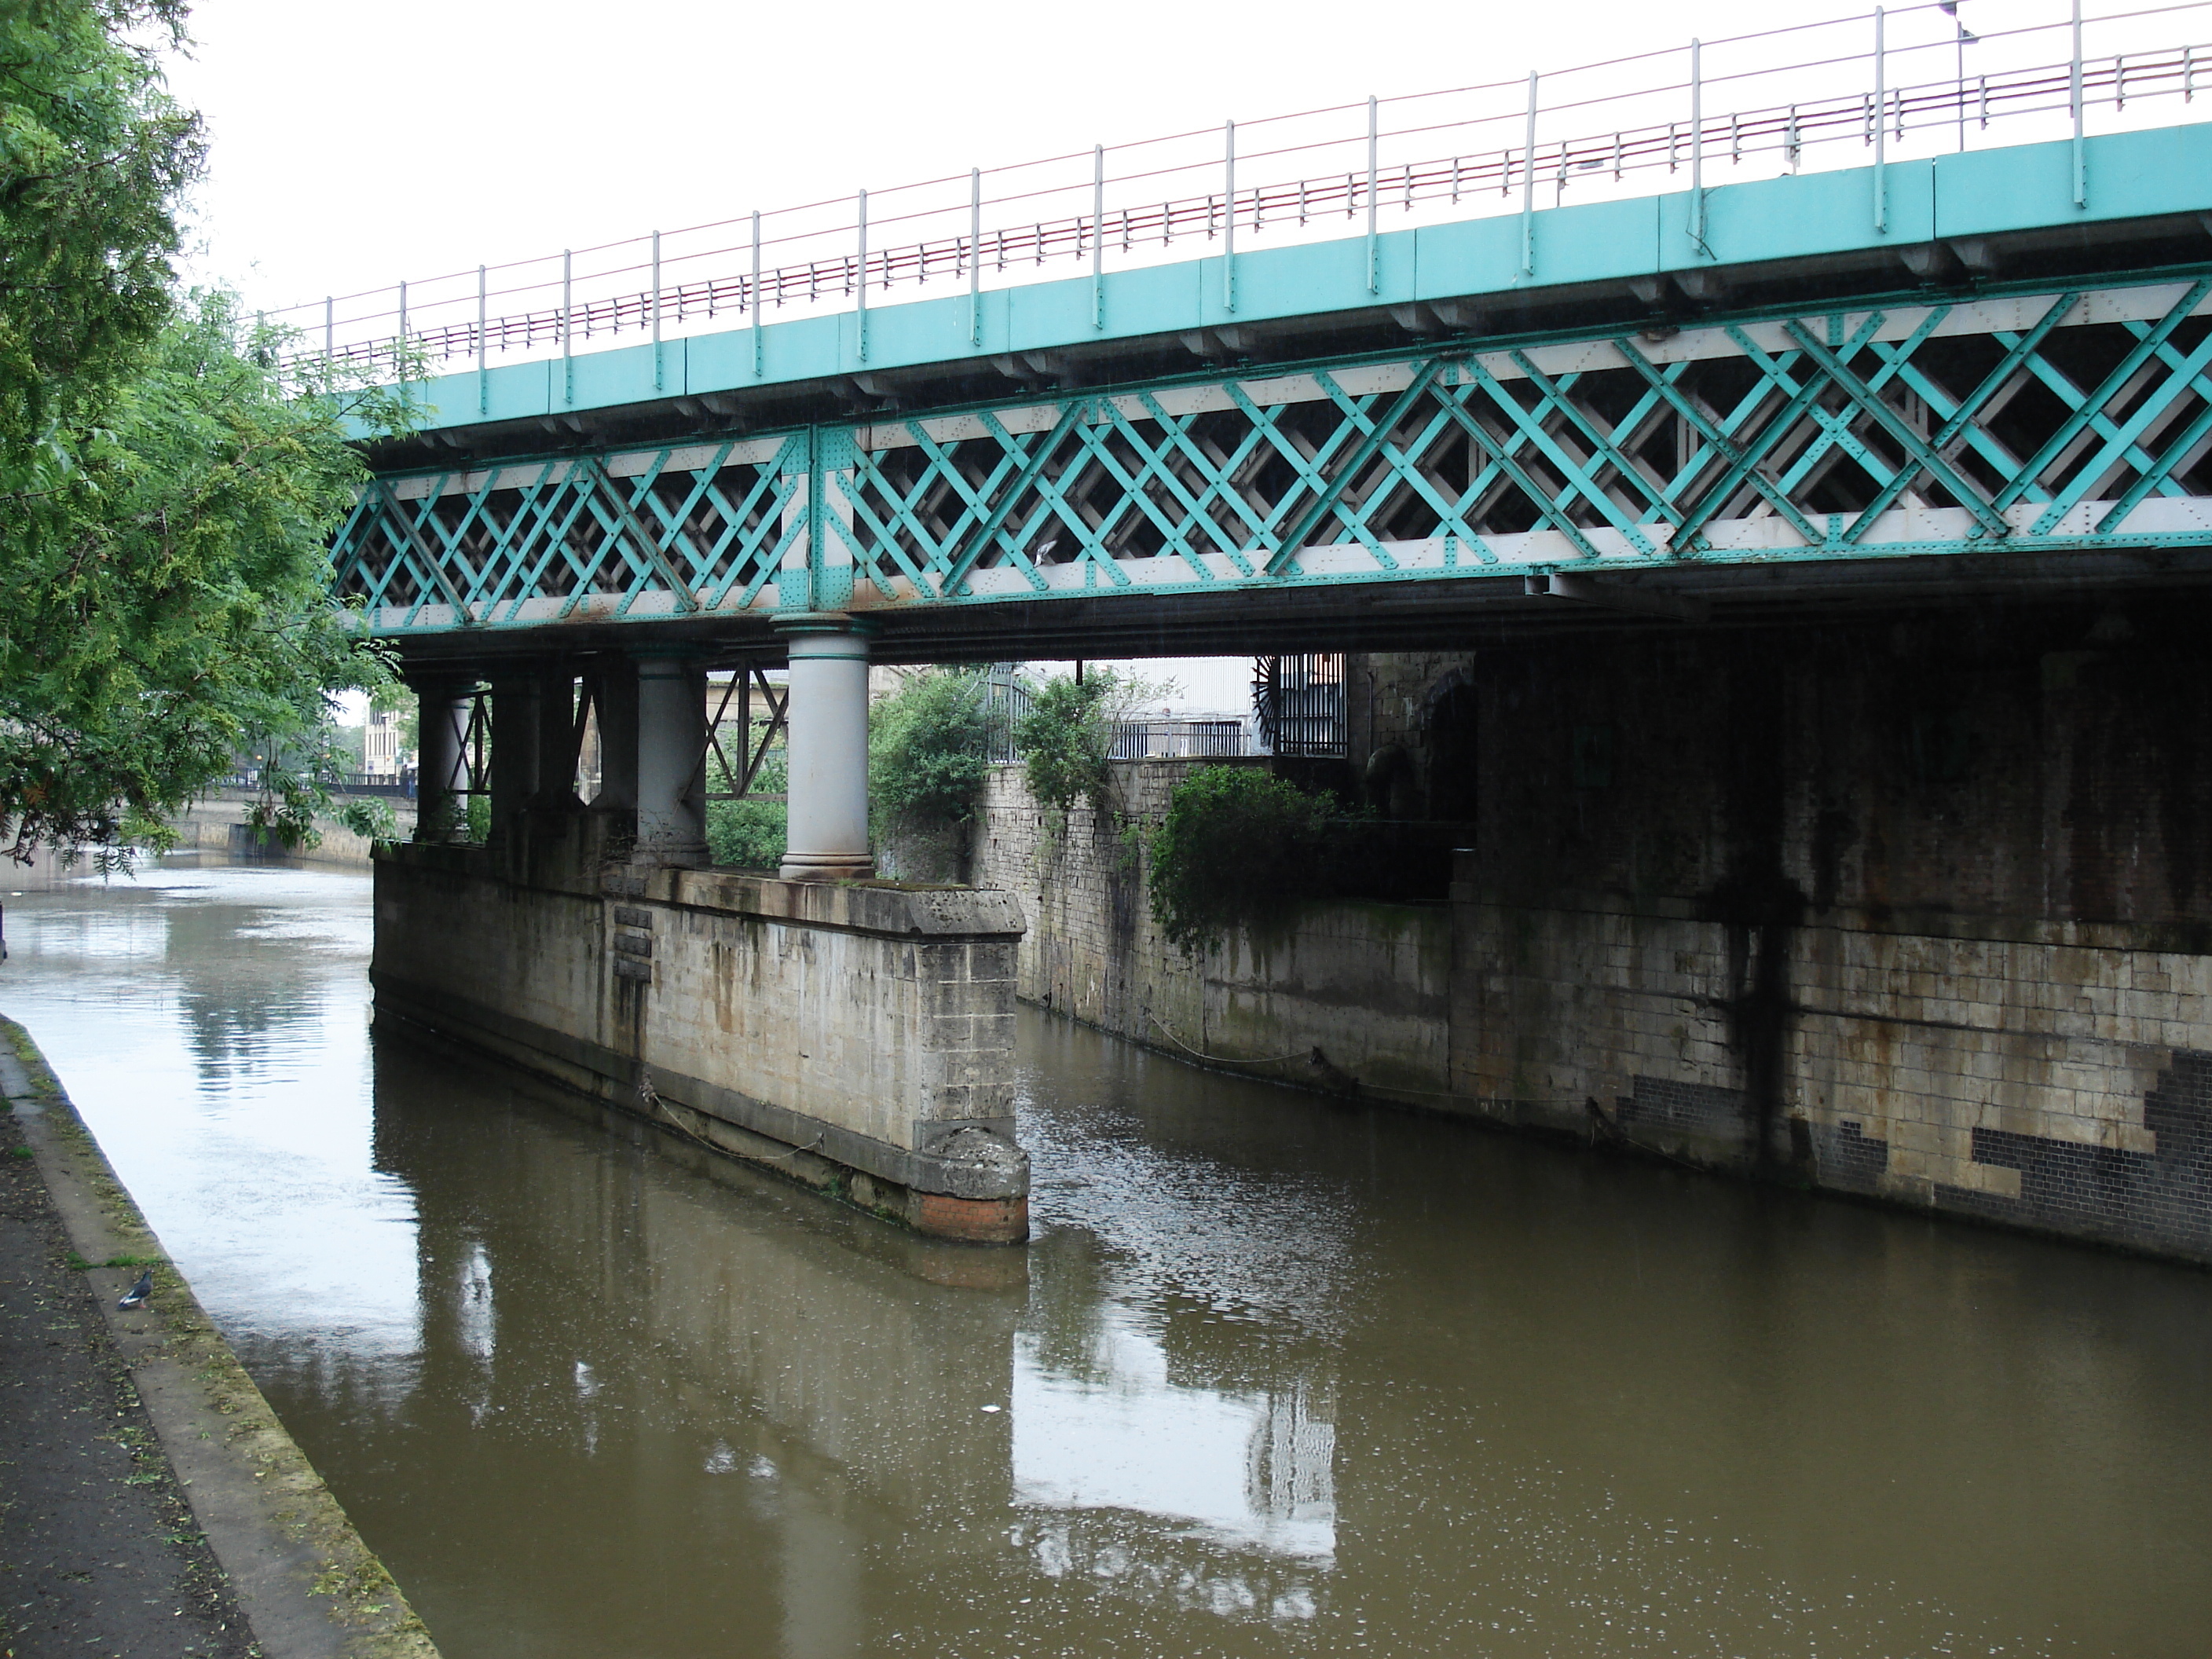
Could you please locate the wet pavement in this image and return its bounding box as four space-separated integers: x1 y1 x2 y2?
0 1062 253 1659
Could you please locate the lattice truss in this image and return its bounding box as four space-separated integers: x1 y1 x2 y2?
337 279 2212 631
336 437 800 626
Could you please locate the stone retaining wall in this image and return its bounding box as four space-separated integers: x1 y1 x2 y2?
967 762 1452 1102
1434 605 2212 1265
372 817 1028 1243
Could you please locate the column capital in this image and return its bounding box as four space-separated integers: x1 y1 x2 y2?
773 612 875 640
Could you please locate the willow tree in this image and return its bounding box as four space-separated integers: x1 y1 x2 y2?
0 0 404 860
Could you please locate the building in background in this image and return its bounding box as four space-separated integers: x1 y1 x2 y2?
362 706 405 776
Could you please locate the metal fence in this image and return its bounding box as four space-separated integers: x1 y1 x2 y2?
1254 655 1349 758
213 770 414 797
1109 720 1254 760
980 673 1259 762
982 671 1031 764
269 2 2212 385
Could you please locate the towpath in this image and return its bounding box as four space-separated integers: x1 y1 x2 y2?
1 1090 255 1658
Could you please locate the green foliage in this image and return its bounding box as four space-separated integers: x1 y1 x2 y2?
1009 666 1181 828
706 751 786 870
238 720 361 851
870 668 991 830
0 4 408 862
0 1 197 444
1146 766 1335 955
1013 672 1115 819
337 797 398 845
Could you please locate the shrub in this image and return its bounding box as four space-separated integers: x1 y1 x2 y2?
1013 672 1115 819
337 797 398 844
870 668 992 828
707 752 786 870
1147 766 1334 954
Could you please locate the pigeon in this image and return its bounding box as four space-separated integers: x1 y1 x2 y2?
117 1269 152 1309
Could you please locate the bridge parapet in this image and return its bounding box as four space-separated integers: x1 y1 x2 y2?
291 2 2210 400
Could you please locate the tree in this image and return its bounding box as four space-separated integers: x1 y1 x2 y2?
1009 666 1176 824
0 1 197 449
1013 672 1115 821
1 2 405 860
869 668 991 829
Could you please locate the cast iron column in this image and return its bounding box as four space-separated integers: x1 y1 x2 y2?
485 672 540 850
777 618 873 881
593 659 639 812
412 679 474 844
634 650 709 866
534 665 580 808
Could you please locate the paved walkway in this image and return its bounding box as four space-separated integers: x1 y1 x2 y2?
0 1110 254 1659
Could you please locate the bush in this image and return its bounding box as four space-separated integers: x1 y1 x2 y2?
1013 672 1115 819
870 668 991 828
338 797 398 844
1147 766 1335 954
707 752 786 870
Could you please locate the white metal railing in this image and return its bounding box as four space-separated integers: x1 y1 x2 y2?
1109 719 1258 760
267 1 2212 389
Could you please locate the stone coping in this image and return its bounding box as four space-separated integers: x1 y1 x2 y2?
379 842 1025 941
0 1015 441 1659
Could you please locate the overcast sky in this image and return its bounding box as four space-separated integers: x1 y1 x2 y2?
160 0 1859 312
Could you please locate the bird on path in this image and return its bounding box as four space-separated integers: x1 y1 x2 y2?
117 1269 152 1309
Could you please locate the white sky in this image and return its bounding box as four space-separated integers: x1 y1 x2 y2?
161 0 1859 314
159 0 1920 715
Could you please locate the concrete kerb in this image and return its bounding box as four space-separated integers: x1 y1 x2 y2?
0 1013 441 1659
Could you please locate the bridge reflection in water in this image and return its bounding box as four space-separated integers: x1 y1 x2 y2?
5 863 2212 1657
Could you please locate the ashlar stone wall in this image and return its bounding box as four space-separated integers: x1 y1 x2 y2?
371 815 1029 1241
969 761 1452 1101
1447 599 2212 1263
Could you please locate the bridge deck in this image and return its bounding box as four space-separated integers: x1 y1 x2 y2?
346 125 2212 666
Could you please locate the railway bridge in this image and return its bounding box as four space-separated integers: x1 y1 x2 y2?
335 3 2212 1257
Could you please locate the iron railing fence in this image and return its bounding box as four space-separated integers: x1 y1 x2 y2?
982 673 1031 765
980 672 1259 764
266 2 2212 390
1108 720 1255 760
1254 656 1350 759
211 771 415 797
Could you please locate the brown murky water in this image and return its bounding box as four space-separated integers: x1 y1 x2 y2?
3 857 2210 1657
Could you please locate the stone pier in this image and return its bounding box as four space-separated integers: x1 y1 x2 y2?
375 635 1030 1244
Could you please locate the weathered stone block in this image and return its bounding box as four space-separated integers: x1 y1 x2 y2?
372 837 1030 1242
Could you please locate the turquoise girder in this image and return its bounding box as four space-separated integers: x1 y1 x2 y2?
338 272 2212 636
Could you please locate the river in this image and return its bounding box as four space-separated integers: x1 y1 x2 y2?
2 855 2208 1657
